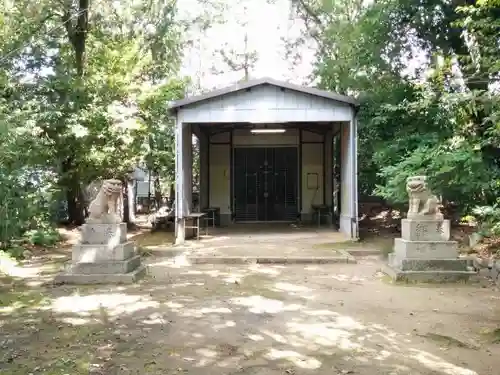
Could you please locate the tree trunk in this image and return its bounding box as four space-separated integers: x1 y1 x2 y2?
66 186 85 226
123 182 130 223
62 157 85 226
154 175 162 207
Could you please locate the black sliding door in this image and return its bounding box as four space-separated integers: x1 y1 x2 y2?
233 147 298 222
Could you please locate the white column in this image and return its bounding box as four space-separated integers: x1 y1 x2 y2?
352 115 359 238
182 125 193 215
175 119 186 244
339 116 359 239
127 180 135 223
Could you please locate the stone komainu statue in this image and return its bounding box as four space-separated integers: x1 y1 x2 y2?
406 175 442 219
86 179 123 224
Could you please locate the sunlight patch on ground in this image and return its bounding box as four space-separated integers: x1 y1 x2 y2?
274 282 311 293
330 274 367 282
223 272 246 284
48 292 159 320
230 295 302 314
147 254 191 269
248 333 265 341
1 257 36 278
410 349 478 375
248 264 283 276
286 321 363 351
200 307 232 314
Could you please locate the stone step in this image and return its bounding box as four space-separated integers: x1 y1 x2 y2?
69 255 141 275
72 242 136 262
186 255 357 265
55 265 146 285
400 258 469 271
383 265 476 283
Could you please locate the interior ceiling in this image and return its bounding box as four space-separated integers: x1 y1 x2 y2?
197 122 343 136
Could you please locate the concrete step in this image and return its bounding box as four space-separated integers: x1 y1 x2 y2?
54 265 146 285
186 255 357 265
382 264 476 283
69 255 142 275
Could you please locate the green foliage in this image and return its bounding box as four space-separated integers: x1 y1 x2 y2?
25 228 62 247
472 203 500 237
138 79 187 182
472 207 500 238
293 0 500 222
0 0 188 250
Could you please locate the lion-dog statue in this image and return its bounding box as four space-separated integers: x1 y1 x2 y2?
87 179 123 223
406 175 442 219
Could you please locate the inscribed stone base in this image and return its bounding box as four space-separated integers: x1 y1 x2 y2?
71 242 135 263
401 219 450 241
55 223 144 285
81 223 127 245
394 238 458 260
386 241 474 283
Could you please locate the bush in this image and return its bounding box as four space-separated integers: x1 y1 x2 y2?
24 227 62 247
471 204 500 237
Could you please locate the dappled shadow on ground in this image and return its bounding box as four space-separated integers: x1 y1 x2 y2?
2 261 500 374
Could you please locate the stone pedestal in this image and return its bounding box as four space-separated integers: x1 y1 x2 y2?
55 223 145 284
386 218 474 283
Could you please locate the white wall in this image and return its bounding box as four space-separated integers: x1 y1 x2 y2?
301 143 323 213
178 85 353 123
175 123 192 218
209 143 231 215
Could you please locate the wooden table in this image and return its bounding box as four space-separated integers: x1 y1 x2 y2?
185 212 207 240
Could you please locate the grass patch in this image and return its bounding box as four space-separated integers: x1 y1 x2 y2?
313 240 360 250
130 230 174 250
480 327 500 344
0 288 50 311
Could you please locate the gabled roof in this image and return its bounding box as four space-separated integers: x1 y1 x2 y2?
168 77 359 112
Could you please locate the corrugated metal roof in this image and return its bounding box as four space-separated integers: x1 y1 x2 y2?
168 77 359 112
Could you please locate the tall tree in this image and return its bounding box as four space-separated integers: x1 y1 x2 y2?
212 0 258 81
290 0 500 214
0 0 186 226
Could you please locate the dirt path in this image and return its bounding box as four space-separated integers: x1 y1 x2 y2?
2 256 500 374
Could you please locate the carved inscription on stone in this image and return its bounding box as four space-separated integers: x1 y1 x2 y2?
414 223 428 240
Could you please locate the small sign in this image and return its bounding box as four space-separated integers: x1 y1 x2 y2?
307 173 319 190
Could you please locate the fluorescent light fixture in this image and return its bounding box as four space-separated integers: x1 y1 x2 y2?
250 129 286 134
